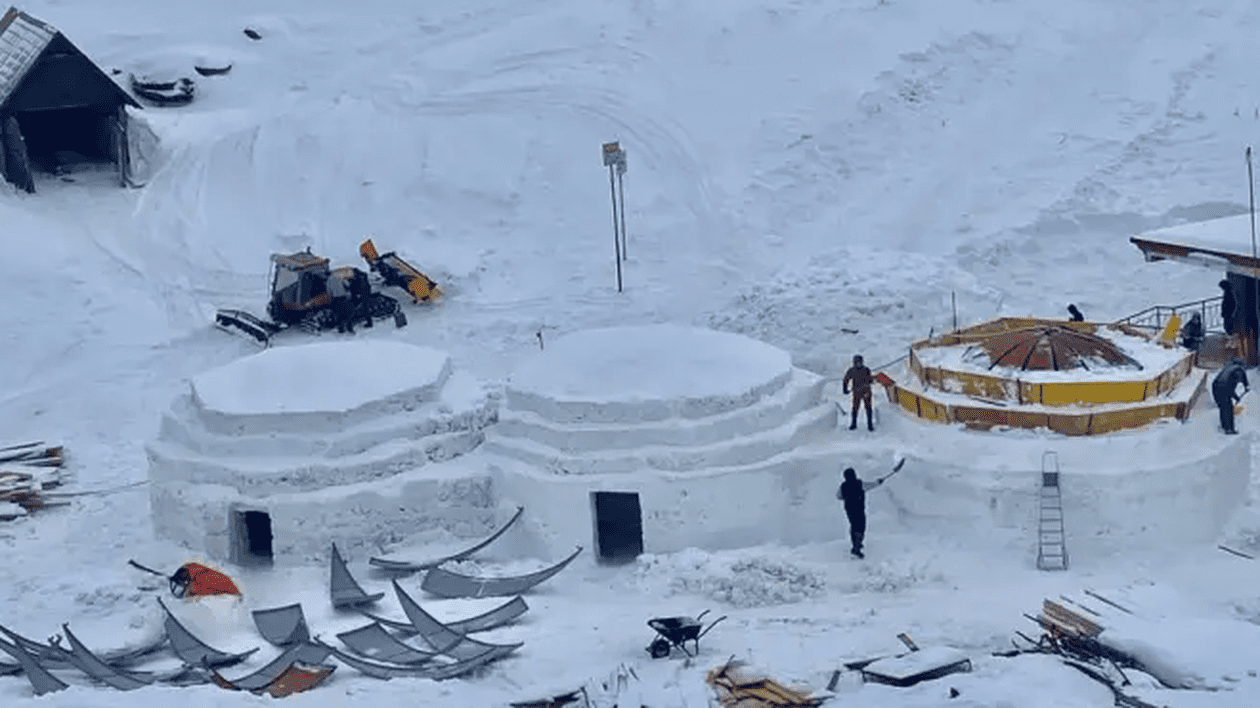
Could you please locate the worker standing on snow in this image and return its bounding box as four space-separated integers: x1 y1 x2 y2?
328 272 354 334
843 354 875 431
837 467 882 559
1212 358 1250 435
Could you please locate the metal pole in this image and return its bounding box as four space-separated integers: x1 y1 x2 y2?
618 169 627 260
609 164 623 292
1250 147 1257 363
952 291 957 332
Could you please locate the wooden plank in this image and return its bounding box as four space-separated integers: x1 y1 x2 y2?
1042 600 1103 637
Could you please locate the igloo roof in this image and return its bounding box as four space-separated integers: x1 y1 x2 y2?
510 325 792 402
192 340 450 415
977 324 1141 371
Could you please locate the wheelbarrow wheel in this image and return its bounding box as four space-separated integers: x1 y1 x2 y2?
648 638 671 659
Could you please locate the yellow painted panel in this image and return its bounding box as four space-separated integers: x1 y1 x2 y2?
1046 413 1091 436
1019 381 1040 405
896 387 918 413
1088 405 1167 435
921 396 950 423
952 405 1008 428
1008 410 1051 431
1157 314 1182 347
1039 380 1147 406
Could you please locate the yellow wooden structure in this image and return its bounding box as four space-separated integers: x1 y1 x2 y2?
881 317 1206 436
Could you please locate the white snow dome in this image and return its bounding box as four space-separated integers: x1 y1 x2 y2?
486 324 852 561
506 324 795 424
148 339 500 566
487 324 834 474
192 339 450 416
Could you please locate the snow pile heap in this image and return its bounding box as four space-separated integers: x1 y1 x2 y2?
634 547 826 608
146 340 499 564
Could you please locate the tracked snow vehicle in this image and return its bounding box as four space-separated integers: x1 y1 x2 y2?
215 244 431 346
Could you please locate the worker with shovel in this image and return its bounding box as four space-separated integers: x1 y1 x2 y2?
1213 358 1250 435
837 459 905 559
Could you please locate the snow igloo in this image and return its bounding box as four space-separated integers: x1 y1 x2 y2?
484 324 856 563
147 340 498 566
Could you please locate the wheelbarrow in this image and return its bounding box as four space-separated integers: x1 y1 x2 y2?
646 610 727 659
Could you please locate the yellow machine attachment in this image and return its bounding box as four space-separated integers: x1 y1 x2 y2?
359 239 441 303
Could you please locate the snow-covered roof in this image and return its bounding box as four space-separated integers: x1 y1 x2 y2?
1138 214 1257 256
0 6 56 110
1132 214 1260 276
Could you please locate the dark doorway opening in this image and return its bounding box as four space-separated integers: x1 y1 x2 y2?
232 510 274 566
592 491 643 564
14 107 113 174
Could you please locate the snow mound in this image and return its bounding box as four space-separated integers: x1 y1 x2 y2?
633 547 826 609
509 324 791 405
192 340 451 415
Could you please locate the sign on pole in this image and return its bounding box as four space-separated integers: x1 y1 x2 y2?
602 142 625 291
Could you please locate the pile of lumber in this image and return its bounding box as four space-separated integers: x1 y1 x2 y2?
706 657 826 708
0 441 67 521
1005 595 1159 708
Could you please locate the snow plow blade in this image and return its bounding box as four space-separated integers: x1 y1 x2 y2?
359 239 441 303
215 309 279 345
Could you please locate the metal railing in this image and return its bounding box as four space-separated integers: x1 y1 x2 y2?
1113 296 1224 334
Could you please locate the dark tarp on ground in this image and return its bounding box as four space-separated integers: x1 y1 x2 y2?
369 506 525 573
60 623 155 691
158 597 258 668
316 638 516 681
392 580 523 661
361 594 528 636
330 542 385 608
335 622 442 664
0 631 69 695
419 546 583 599
210 643 332 692
252 603 310 647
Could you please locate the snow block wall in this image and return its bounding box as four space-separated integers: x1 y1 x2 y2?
484 325 855 559
885 435 1252 566
147 340 499 565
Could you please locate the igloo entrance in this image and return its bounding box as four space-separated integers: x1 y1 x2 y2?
592 491 644 563
231 509 274 566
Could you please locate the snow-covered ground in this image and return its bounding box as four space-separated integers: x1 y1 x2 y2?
5 0 1260 706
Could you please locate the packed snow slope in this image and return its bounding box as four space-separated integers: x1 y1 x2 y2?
4 0 1260 706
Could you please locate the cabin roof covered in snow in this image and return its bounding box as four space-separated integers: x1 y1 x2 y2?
0 6 56 108
0 5 139 114
1132 214 1260 276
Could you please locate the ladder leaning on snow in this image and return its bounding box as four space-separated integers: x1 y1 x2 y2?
1036 451 1069 571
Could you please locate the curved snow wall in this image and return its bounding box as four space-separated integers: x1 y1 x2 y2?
491 446 874 562
147 342 501 565
882 437 1252 566
483 325 850 560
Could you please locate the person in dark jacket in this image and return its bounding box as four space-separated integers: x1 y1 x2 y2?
1067 304 1084 322
349 269 374 330
1212 358 1250 434
837 467 882 558
1220 280 1238 335
1179 312 1205 351
843 355 874 431
328 272 354 334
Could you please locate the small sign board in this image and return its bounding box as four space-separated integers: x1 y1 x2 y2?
602 141 627 174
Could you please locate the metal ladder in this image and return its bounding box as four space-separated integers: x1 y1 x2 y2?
1036 451 1068 571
